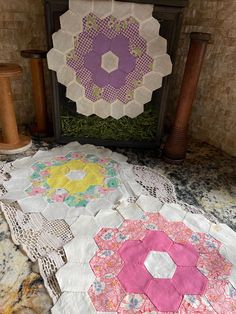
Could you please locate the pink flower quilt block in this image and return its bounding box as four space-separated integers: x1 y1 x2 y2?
52 197 236 313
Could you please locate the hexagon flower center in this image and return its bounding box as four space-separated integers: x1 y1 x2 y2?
25 155 122 208
144 251 176 278
66 169 87 180
92 231 208 313
101 51 119 73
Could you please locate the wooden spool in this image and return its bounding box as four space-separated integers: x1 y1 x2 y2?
0 64 31 154
163 32 211 163
21 50 48 137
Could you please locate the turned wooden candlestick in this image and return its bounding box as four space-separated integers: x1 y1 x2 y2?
163 32 211 163
0 64 32 154
21 50 48 137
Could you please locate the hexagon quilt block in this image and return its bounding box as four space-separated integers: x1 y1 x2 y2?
1 143 132 225
47 0 172 119
53 197 236 313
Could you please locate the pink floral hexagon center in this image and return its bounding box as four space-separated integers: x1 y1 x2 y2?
119 240 148 264
116 230 208 312
142 230 174 251
168 242 199 266
117 263 152 294
145 279 183 312
172 266 208 295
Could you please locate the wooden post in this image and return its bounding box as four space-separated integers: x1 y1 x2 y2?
0 77 20 144
163 32 211 163
0 64 31 154
21 50 48 137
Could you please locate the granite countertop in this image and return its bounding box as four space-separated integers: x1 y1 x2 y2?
0 138 235 313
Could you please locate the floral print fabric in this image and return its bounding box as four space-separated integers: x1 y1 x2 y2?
26 153 119 208
2 143 131 224
53 199 236 313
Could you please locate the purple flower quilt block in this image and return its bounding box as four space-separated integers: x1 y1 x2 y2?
47 0 172 119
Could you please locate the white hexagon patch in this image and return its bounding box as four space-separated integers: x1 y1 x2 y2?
144 251 177 278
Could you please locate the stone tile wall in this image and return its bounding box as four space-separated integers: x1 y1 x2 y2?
0 0 235 156
169 0 236 156
0 0 47 126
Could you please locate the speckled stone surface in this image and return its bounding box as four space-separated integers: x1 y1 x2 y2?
0 138 235 313
118 140 236 230
0 208 52 313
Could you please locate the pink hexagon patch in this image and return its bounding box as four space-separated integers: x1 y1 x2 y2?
116 231 207 312
89 227 214 312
